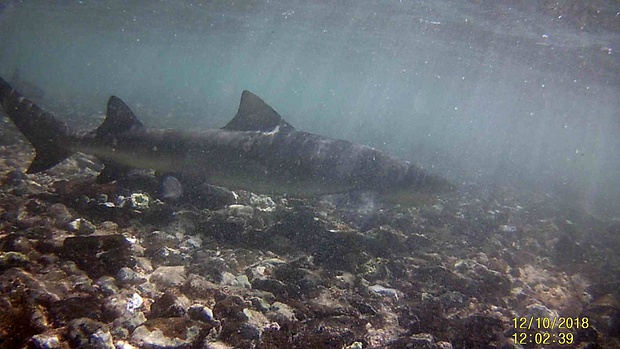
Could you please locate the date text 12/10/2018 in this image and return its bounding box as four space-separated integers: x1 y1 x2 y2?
511 317 589 346
513 317 589 330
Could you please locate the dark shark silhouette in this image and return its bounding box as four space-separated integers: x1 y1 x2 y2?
0 75 451 198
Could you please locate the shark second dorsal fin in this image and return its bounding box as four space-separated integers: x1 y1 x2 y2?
95 96 144 138
223 90 293 132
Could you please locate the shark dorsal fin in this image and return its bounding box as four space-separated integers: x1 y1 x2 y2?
95 96 144 137
223 90 293 132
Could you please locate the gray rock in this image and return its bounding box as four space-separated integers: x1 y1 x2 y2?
49 297 102 326
67 318 115 349
30 334 62 349
151 291 190 318
62 234 135 279
49 203 73 226
238 308 271 340
267 301 297 323
368 284 400 299
114 311 147 332
96 276 120 296
150 266 186 289
67 218 97 235
0 251 30 271
188 304 217 324
102 292 143 322
130 319 203 349
117 267 147 286
388 333 437 349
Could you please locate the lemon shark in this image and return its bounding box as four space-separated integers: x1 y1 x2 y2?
0 75 451 199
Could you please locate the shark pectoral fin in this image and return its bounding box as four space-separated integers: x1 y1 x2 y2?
96 159 132 183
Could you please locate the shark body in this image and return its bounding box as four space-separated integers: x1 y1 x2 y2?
0 75 450 198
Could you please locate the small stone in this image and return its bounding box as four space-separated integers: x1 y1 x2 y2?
130 193 150 210
368 284 399 299
150 266 186 289
188 304 216 324
98 221 119 234
67 218 97 235
268 301 297 323
50 297 102 326
345 342 364 349
134 257 154 273
102 292 142 322
239 308 271 340
151 291 190 318
227 204 254 218
127 293 144 313
62 234 134 279
96 276 120 296
114 311 147 332
0 251 31 271
130 319 202 349
49 203 73 226
30 334 62 349
67 318 115 349
116 267 147 286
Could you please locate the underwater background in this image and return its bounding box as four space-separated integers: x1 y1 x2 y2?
1 0 618 216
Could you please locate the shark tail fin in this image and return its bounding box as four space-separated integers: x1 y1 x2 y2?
0 75 74 173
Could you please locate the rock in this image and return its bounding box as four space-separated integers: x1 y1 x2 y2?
67 218 97 235
251 278 290 297
0 251 31 271
116 267 147 286
62 234 135 279
368 284 400 299
238 308 271 340
96 276 120 296
130 318 204 349
227 204 254 218
102 292 143 322
267 301 297 323
452 259 511 301
135 257 154 273
50 297 102 326
67 317 115 349
48 203 72 227
388 333 438 349
188 304 217 324
150 266 187 289
450 314 504 349
130 193 150 210
115 311 147 333
181 274 219 300
151 291 191 318
30 333 62 349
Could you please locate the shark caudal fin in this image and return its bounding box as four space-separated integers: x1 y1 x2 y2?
0 75 74 173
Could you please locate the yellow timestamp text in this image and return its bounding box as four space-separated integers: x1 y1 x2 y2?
512 331 574 345
513 316 589 330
